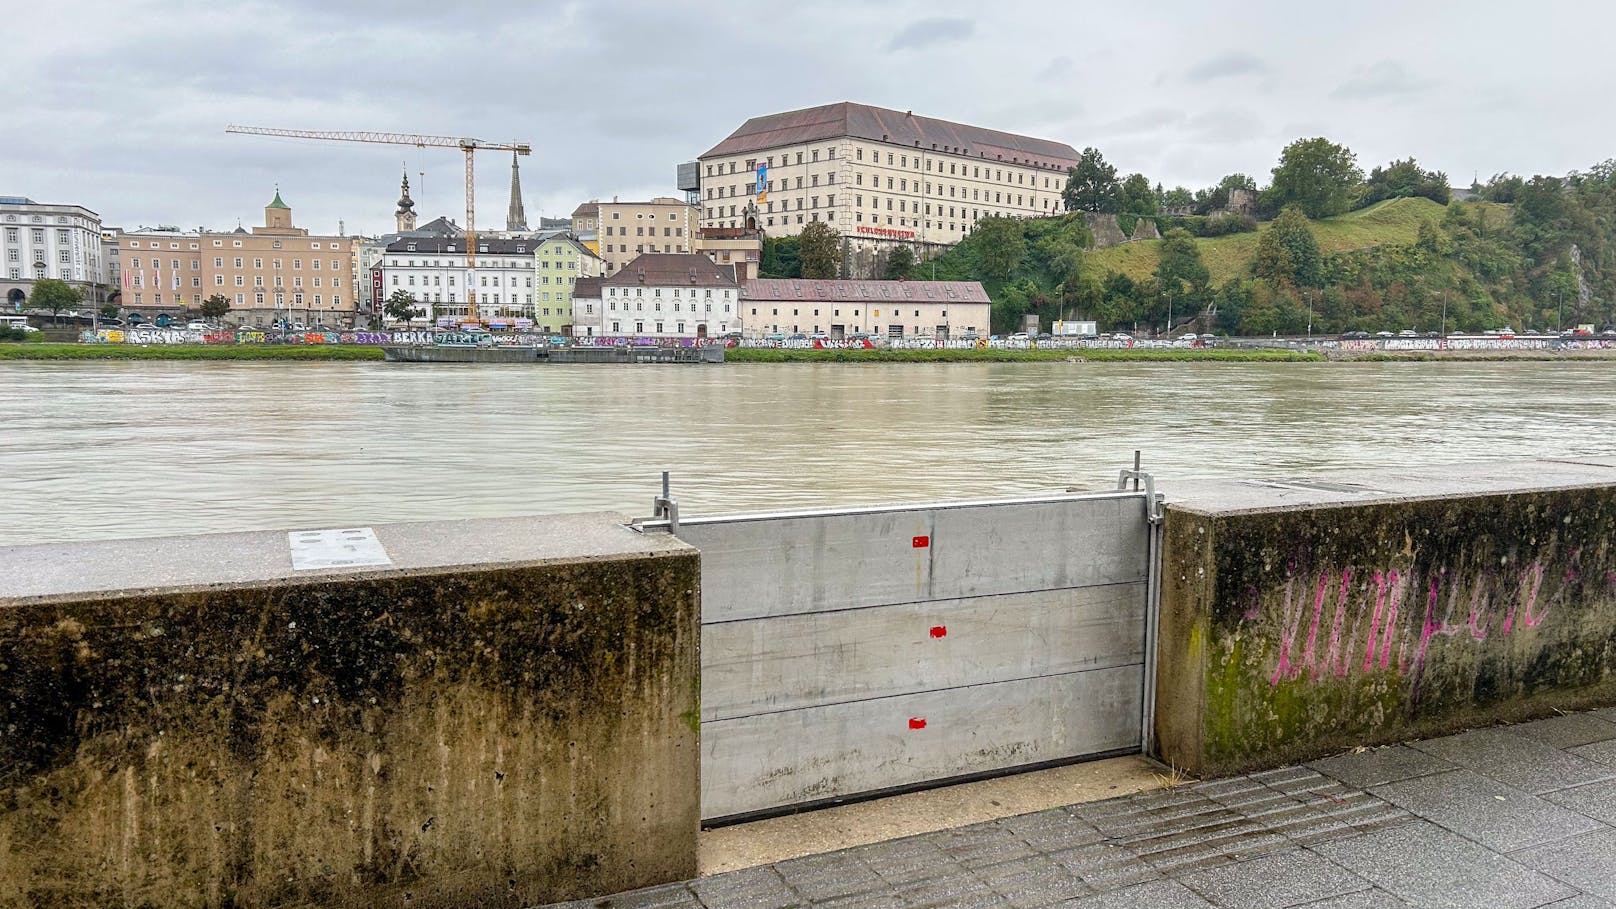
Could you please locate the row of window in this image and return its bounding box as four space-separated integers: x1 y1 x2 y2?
2 213 94 225
127 257 344 270
605 287 732 298
125 292 344 307
600 244 690 255
606 321 731 336
605 301 733 313
125 239 342 250
602 226 686 237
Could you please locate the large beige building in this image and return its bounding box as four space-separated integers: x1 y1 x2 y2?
697 102 1079 260
584 197 700 275
119 191 358 327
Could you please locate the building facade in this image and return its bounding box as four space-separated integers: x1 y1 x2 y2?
378 235 541 324
118 191 358 327
1 196 108 308
532 234 604 334
593 198 700 275
599 253 738 338
695 227 764 283
740 278 990 339
570 276 603 336
696 102 1079 266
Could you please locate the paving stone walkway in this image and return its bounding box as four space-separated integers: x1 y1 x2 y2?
552 708 1616 909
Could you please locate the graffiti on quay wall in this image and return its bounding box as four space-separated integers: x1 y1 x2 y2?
1246 549 1598 699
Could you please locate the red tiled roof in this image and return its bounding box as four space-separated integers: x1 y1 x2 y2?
743 278 990 305
603 254 738 288
573 276 603 298
571 201 599 217
700 102 1079 171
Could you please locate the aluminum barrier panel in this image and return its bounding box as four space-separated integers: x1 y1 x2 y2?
656 491 1153 822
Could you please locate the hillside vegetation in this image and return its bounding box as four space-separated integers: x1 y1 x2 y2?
1086 199 1510 285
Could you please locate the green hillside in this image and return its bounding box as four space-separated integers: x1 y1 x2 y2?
1086 198 1511 284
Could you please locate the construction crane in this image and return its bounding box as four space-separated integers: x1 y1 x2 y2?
225 126 532 322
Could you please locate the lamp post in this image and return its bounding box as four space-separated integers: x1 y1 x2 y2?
1307 291 1314 342
1557 287 1564 333
1441 291 1448 338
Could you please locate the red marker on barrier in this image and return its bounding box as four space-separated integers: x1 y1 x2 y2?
909 717 927 730
912 535 930 548
930 625 947 638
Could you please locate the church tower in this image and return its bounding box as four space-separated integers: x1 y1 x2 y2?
506 150 528 232
395 168 417 233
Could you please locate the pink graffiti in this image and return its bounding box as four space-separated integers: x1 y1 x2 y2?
1254 553 1574 693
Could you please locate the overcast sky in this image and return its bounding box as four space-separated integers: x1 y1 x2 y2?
11 0 1613 236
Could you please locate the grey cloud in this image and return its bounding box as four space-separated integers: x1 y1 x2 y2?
1184 51 1269 81
1037 56 1075 80
1098 108 1187 136
1332 61 1433 100
886 17 974 51
1185 109 1263 146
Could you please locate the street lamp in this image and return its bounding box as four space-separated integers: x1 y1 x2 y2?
1307 291 1314 341
1441 291 1448 338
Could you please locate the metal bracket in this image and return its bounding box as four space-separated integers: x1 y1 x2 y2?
649 470 679 533
1116 468 1165 525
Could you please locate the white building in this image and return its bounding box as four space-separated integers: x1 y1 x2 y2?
599 253 738 339
571 276 603 336
1 196 108 308
741 278 991 339
378 235 540 323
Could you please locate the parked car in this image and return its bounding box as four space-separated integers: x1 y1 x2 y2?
186 320 210 331
1008 332 1030 341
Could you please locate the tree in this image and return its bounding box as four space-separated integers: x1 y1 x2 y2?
99 303 120 319
1062 147 1123 213
798 221 842 279
1252 207 1323 286
1361 158 1451 206
760 236 801 278
1155 229 1210 305
1120 173 1157 215
1194 173 1260 214
29 278 81 323
974 216 1027 280
883 245 916 280
1265 137 1363 218
383 289 419 323
200 293 231 321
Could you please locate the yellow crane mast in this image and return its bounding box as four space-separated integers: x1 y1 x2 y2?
225 126 532 323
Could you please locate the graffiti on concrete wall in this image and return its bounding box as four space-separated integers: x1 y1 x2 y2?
1248 550 1596 697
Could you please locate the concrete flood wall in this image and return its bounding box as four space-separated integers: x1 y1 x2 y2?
1156 460 1616 777
0 514 700 909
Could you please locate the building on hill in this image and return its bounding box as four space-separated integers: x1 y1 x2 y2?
1 196 108 308
598 253 738 338
695 102 1079 275
740 278 990 340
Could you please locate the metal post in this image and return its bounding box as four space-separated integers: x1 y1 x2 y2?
1441 291 1448 339
1307 291 1314 341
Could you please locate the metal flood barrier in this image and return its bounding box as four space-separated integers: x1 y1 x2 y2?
636 481 1163 823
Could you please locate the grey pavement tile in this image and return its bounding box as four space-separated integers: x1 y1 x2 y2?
812 892 907 909
1504 713 1616 749
691 867 800 909
895 879 1007 909
774 853 890 902
1588 707 1616 725
1178 847 1372 908
1291 890 1412 908
1517 827 1616 902
1408 728 1616 794
1543 777 1616 826
1307 745 1459 789
1066 879 1215 908
1047 841 1163 891
975 858 1092 908
1569 738 1616 768
1543 897 1616 909
1312 820 1574 909
594 882 702 909
1370 770 1602 853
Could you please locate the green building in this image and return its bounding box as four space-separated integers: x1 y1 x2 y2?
533 234 604 335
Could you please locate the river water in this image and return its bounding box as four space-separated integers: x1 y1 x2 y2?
3 360 1613 545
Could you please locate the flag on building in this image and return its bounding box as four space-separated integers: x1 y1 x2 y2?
756 162 768 203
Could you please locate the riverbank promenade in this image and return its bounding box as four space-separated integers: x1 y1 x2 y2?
553 709 1616 909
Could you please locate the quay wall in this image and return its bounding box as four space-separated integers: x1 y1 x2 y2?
0 514 700 909
1155 460 1616 777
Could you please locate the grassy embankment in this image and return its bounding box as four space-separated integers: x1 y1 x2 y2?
727 347 1321 363
0 343 385 361
1086 198 1514 284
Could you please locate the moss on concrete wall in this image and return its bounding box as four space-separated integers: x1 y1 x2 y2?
1159 488 1616 776
0 551 700 908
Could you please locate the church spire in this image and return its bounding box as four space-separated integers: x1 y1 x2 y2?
395 166 416 233
506 150 528 232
